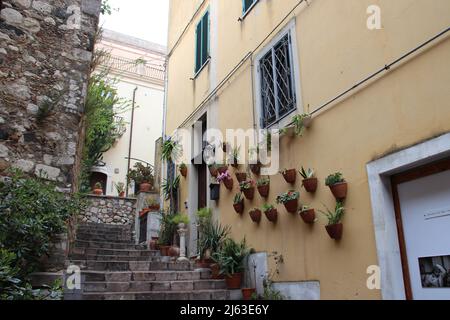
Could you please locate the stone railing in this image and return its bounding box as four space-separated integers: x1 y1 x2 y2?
80 195 137 225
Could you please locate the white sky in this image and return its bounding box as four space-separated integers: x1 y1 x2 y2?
100 0 169 47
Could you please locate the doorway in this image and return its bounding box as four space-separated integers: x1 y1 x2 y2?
391 158 450 300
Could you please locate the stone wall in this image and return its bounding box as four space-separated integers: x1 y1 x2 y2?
0 0 101 190
80 195 137 225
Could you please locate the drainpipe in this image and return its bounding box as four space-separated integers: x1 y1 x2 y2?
126 86 138 197
161 58 169 206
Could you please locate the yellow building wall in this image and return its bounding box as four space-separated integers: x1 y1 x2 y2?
166 0 450 299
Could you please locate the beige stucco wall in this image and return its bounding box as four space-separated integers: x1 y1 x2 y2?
166 0 450 299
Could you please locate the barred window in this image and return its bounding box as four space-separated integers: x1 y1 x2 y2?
243 0 258 15
259 33 297 128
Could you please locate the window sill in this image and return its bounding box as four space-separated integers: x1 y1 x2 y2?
238 1 259 22
264 108 298 131
192 58 211 80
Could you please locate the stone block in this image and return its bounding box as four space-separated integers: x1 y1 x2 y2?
0 8 23 24
35 164 61 181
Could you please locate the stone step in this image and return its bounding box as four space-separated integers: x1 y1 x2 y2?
71 247 158 257
68 260 194 272
69 254 162 262
78 222 133 229
74 240 146 250
76 228 133 234
65 290 230 300
75 234 133 243
80 270 212 282
81 279 227 293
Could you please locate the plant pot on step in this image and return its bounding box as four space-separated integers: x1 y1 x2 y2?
264 208 278 223
284 199 298 214
93 189 103 195
233 201 244 214
139 182 152 192
326 223 343 240
302 178 318 193
197 258 214 269
223 178 234 190
160 245 170 256
119 191 125 198
282 169 297 184
257 184 270 198
300 208 316 224
169 246 180 257
329 182 348 200
235 172 247 183
242 288 256 300
211 263 223 279
249 209 262 223
243 187 255 200
225 273 243 289
148 237 159 250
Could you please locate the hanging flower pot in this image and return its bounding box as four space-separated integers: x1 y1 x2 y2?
299 207 316 224
218 171 233 190
325 173 347 200
276 191 300 214
284 199 298 213
249 209 262 223
250 162 261 175
217 165 229 175
240 180 255 200
179 164 187 177
225 273 243 289
233 194 244 214
326 223 343 240
256 177 270 198
208 164 218 177
235 172 247 183
302 178 318 193
223 178 234 190
281 169 297 184
263 205 278 223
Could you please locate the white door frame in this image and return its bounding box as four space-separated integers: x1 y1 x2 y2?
366 133 450 300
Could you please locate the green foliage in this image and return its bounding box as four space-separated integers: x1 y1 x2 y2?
179 163 187 170
94 182 102 189
320 201 345 225
233 193 243 205
256 177 270 187
262 204 275 212
36 90 66 125
158 212 177 246
171 213 190 225
299 167 315 179
161 175 180 201
276 190 300 204
239 179 254 191
325 172 345 186
198 221 230 260
100 0 118 15
212 238 250 276
161 138 181 162
196 207 212 227
114 182 125 194
127 162 154 186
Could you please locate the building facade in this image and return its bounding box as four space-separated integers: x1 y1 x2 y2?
95 30 166 196
165 0 450 299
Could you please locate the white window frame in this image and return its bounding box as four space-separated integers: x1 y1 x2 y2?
253 18 303 130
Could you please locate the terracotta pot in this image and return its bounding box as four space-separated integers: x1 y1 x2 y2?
209 166 218 177
329 182 348 200
197 258 214 269
243 187 255 200
231 160 239 168
160 245 170 256
93 189 103 195
180 167 187 177
257 184 270 198
169 246 180 257
149 237 159 250
223 178 234 190
119 191 125 198
282 169 297 184
211 263 223 279
302 178 318 193
250 163 261 175
139 182 152 192
225 273 243 289
217 166 228 175
300 209 316 224
149 205 160 212
283 199 298 213
233 201 244 214
242 288 256 300
140 208 150 217
264 208 278 223
235 172 247 183
249 209 262 223
326 223 343 240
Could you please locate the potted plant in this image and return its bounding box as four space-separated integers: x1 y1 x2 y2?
217 170 233 190
158 213 177 256
217 163 229 175
212 238 250 289
280 113 312 137
263 204 278 223
325 172 347 200
235 171 247 183
280 168 296 184
93 182 103 195
146 197 160 211
171 213 190 229
276 190 300 214
198 217 230 269
161 138 181 162
127 162 154 192
240 179 255 200
248 147 261 175
299 167 318 193
114 182 125 197
208 163 219 177
256 177 270 198
230 147 240 168
299 205 317 224
320 201 345 240
242 261 257 300
179 163 187 177
249 208 262 223
210 181 220 200
233 193 244 214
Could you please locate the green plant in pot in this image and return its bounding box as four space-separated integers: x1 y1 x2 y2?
198 218 230 269
256 177 270 198
127 162 154 192
276 190 300 214
248 147 262 175
230 146 241 168
263 204 278 223
280 113 312 137
208 163 219 177
179 163 187 177
249 208 262 224
114 182 125 197
299 167 318 193
280 168 296 184
233 193 244 214
212 238 250 289
217 170 233 190
161 138 181 162
299 205 317 224
325 172 347 200
157 212 177 256
93 182 103 195
320 201 345 240
240 179 255 200
171 213 190 228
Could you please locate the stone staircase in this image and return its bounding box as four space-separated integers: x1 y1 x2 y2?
64 223 229 300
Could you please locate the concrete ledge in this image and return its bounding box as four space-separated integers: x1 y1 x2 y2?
272 281 320 300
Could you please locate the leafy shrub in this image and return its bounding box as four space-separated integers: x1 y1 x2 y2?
212 238 250 276
325 172 345 186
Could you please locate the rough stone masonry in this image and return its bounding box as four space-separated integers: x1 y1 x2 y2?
0 0 101 190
